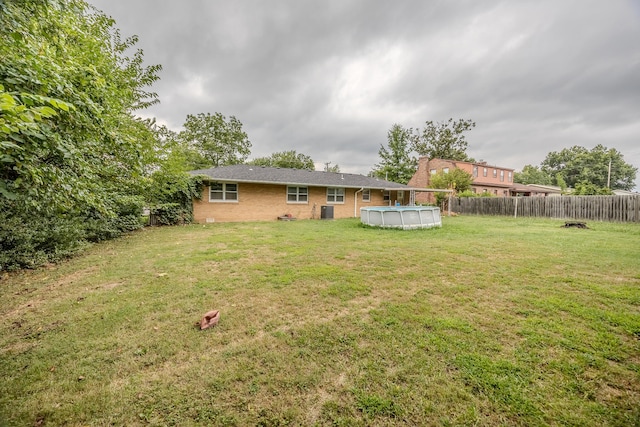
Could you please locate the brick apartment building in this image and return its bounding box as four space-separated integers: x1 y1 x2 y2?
408 157 515 204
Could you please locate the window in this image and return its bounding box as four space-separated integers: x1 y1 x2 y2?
430 169 437 175
327 187 345 203
210 182 238 201
362 189 370 202
500 170 504 182
443 167 449 174
473 166 478 177
287 186 308 203
508 171 513 182
383 190 390 202
483 168 487 177
493 169 497 178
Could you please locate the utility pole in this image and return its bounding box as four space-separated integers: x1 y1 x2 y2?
607 158 612 188
324 161 331 172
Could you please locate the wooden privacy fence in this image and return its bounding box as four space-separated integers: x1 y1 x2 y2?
452 195 640 222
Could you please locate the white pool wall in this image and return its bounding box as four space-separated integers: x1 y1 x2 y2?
360 206 442 229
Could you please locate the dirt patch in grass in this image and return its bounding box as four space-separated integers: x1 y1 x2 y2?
3 300 41 319
306 371 349 425
48 265 99 288
96 282 124 290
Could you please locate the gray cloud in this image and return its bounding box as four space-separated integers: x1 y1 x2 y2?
90 0 640 188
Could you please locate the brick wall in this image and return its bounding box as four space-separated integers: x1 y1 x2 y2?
473 164 513 187
193 183 399 223
409 157 515 201
408 157 459 203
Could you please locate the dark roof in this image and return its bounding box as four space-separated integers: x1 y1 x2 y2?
472 181 514 189
189 165 412 190
426 158 515 171
510 183 534 191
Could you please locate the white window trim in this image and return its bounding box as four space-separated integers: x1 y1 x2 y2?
362 189 370 202
209 182 238 203
286 186 308 204
326 187 345 204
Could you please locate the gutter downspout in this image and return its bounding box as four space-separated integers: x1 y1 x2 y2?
354 188 364 217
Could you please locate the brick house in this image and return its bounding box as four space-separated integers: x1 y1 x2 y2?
408 157 515 203
189 165 415 222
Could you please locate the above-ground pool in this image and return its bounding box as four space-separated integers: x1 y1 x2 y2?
360 206 442 229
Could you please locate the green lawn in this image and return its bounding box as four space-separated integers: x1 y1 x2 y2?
1 216 639 426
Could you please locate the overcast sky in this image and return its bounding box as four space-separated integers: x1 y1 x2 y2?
88 0 640 188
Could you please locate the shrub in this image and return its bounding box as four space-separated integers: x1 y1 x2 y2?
84 195 145 242
0 201 88 271
146 173 204 226
573 181 613 195
458 190 479 198
149 203 192 226
0 195 144 270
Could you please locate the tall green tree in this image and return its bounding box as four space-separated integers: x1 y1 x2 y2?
1 0 160 211
179 112 251 168
371 124 417 184
514 165 553 185
430 168 474 207
430 168 474 193
325 163 340 173
140 122 206 225
0 0 161 269
541 145 636 191
413 118 475 161
249 150 315 170
147 123 210 173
